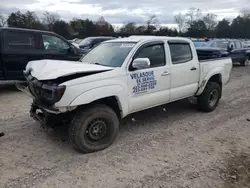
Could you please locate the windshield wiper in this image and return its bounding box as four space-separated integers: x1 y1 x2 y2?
93 62 108 66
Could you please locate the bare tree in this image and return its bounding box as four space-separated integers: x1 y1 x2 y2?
0 14 7 27
42 11 60 30
241 8 250 18
146 15 158 34
202 13 217 30
174 13 186 33
96 16 106 25
186 7 202 26
120 22 137 34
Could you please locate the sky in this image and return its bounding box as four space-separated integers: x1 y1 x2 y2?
0 0 249 27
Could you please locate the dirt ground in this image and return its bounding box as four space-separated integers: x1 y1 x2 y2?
1 65 250 188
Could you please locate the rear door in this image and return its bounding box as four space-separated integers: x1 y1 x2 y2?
168 40 200 101
1 30 41 80
39 33 81 61
127 41 171 112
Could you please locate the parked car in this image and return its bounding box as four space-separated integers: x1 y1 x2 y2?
17 36 232 153
243 41 250 48
77 36 115 54
0 28 82 81
193 41 207 47
196 39 250 66
191 38 209 47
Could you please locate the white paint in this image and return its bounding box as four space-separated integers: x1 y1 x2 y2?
26 59 114 80
24 36 232 118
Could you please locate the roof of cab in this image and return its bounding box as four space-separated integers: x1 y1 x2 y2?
0 27 55 35
105 35 191 43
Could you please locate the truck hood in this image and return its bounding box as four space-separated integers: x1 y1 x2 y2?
25 59 114 81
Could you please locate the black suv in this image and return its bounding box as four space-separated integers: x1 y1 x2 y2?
196 39 250 66
0 28 82 81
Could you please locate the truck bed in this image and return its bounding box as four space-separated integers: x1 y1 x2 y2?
199 57 232 86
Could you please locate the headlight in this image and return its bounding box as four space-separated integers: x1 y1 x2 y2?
41 85 66 103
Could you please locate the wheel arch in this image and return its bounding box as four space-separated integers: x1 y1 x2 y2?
196 71 222 96
69 85 129 118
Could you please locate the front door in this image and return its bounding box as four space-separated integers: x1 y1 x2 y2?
127 41 171 113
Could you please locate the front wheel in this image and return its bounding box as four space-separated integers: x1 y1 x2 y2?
197 82 221 112
69 104 119 153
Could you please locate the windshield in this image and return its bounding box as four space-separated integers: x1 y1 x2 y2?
79 38 92 46
205 41 229 49
80 42 136 67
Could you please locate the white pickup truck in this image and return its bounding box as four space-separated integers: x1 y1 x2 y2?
17 36 232 153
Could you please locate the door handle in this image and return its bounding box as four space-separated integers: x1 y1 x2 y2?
190 67 197 71
161 71 170 76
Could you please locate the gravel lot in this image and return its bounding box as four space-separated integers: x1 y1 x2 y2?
1 65 250 188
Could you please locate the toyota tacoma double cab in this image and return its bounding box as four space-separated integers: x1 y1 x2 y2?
17 36 232 153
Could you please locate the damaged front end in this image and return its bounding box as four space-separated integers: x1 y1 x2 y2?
29 102 74 128
16 61 114 128
16 73 74 128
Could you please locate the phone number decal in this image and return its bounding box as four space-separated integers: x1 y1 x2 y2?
130 71 157 94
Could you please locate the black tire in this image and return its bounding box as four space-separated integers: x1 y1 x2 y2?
69 104 119 153
197 82 221 112
240 56 249 66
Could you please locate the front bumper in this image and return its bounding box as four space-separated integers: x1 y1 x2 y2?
30 102 74 127
30 102 60 126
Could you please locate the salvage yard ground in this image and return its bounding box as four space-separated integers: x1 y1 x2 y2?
1 65 250 188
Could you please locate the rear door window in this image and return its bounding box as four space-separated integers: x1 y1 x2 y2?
4 31 37 50
169 43 193 64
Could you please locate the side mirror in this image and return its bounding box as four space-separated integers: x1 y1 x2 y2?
132 58 150 70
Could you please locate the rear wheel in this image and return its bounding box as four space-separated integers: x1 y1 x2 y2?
69 104 119 153
197 82 221 112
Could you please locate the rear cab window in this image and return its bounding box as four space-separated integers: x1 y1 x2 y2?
168 41 193 64
3 31 37 51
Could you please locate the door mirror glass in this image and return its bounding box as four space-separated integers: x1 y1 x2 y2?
132 58 150 70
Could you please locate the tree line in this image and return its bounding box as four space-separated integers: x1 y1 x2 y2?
0 8 250 39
